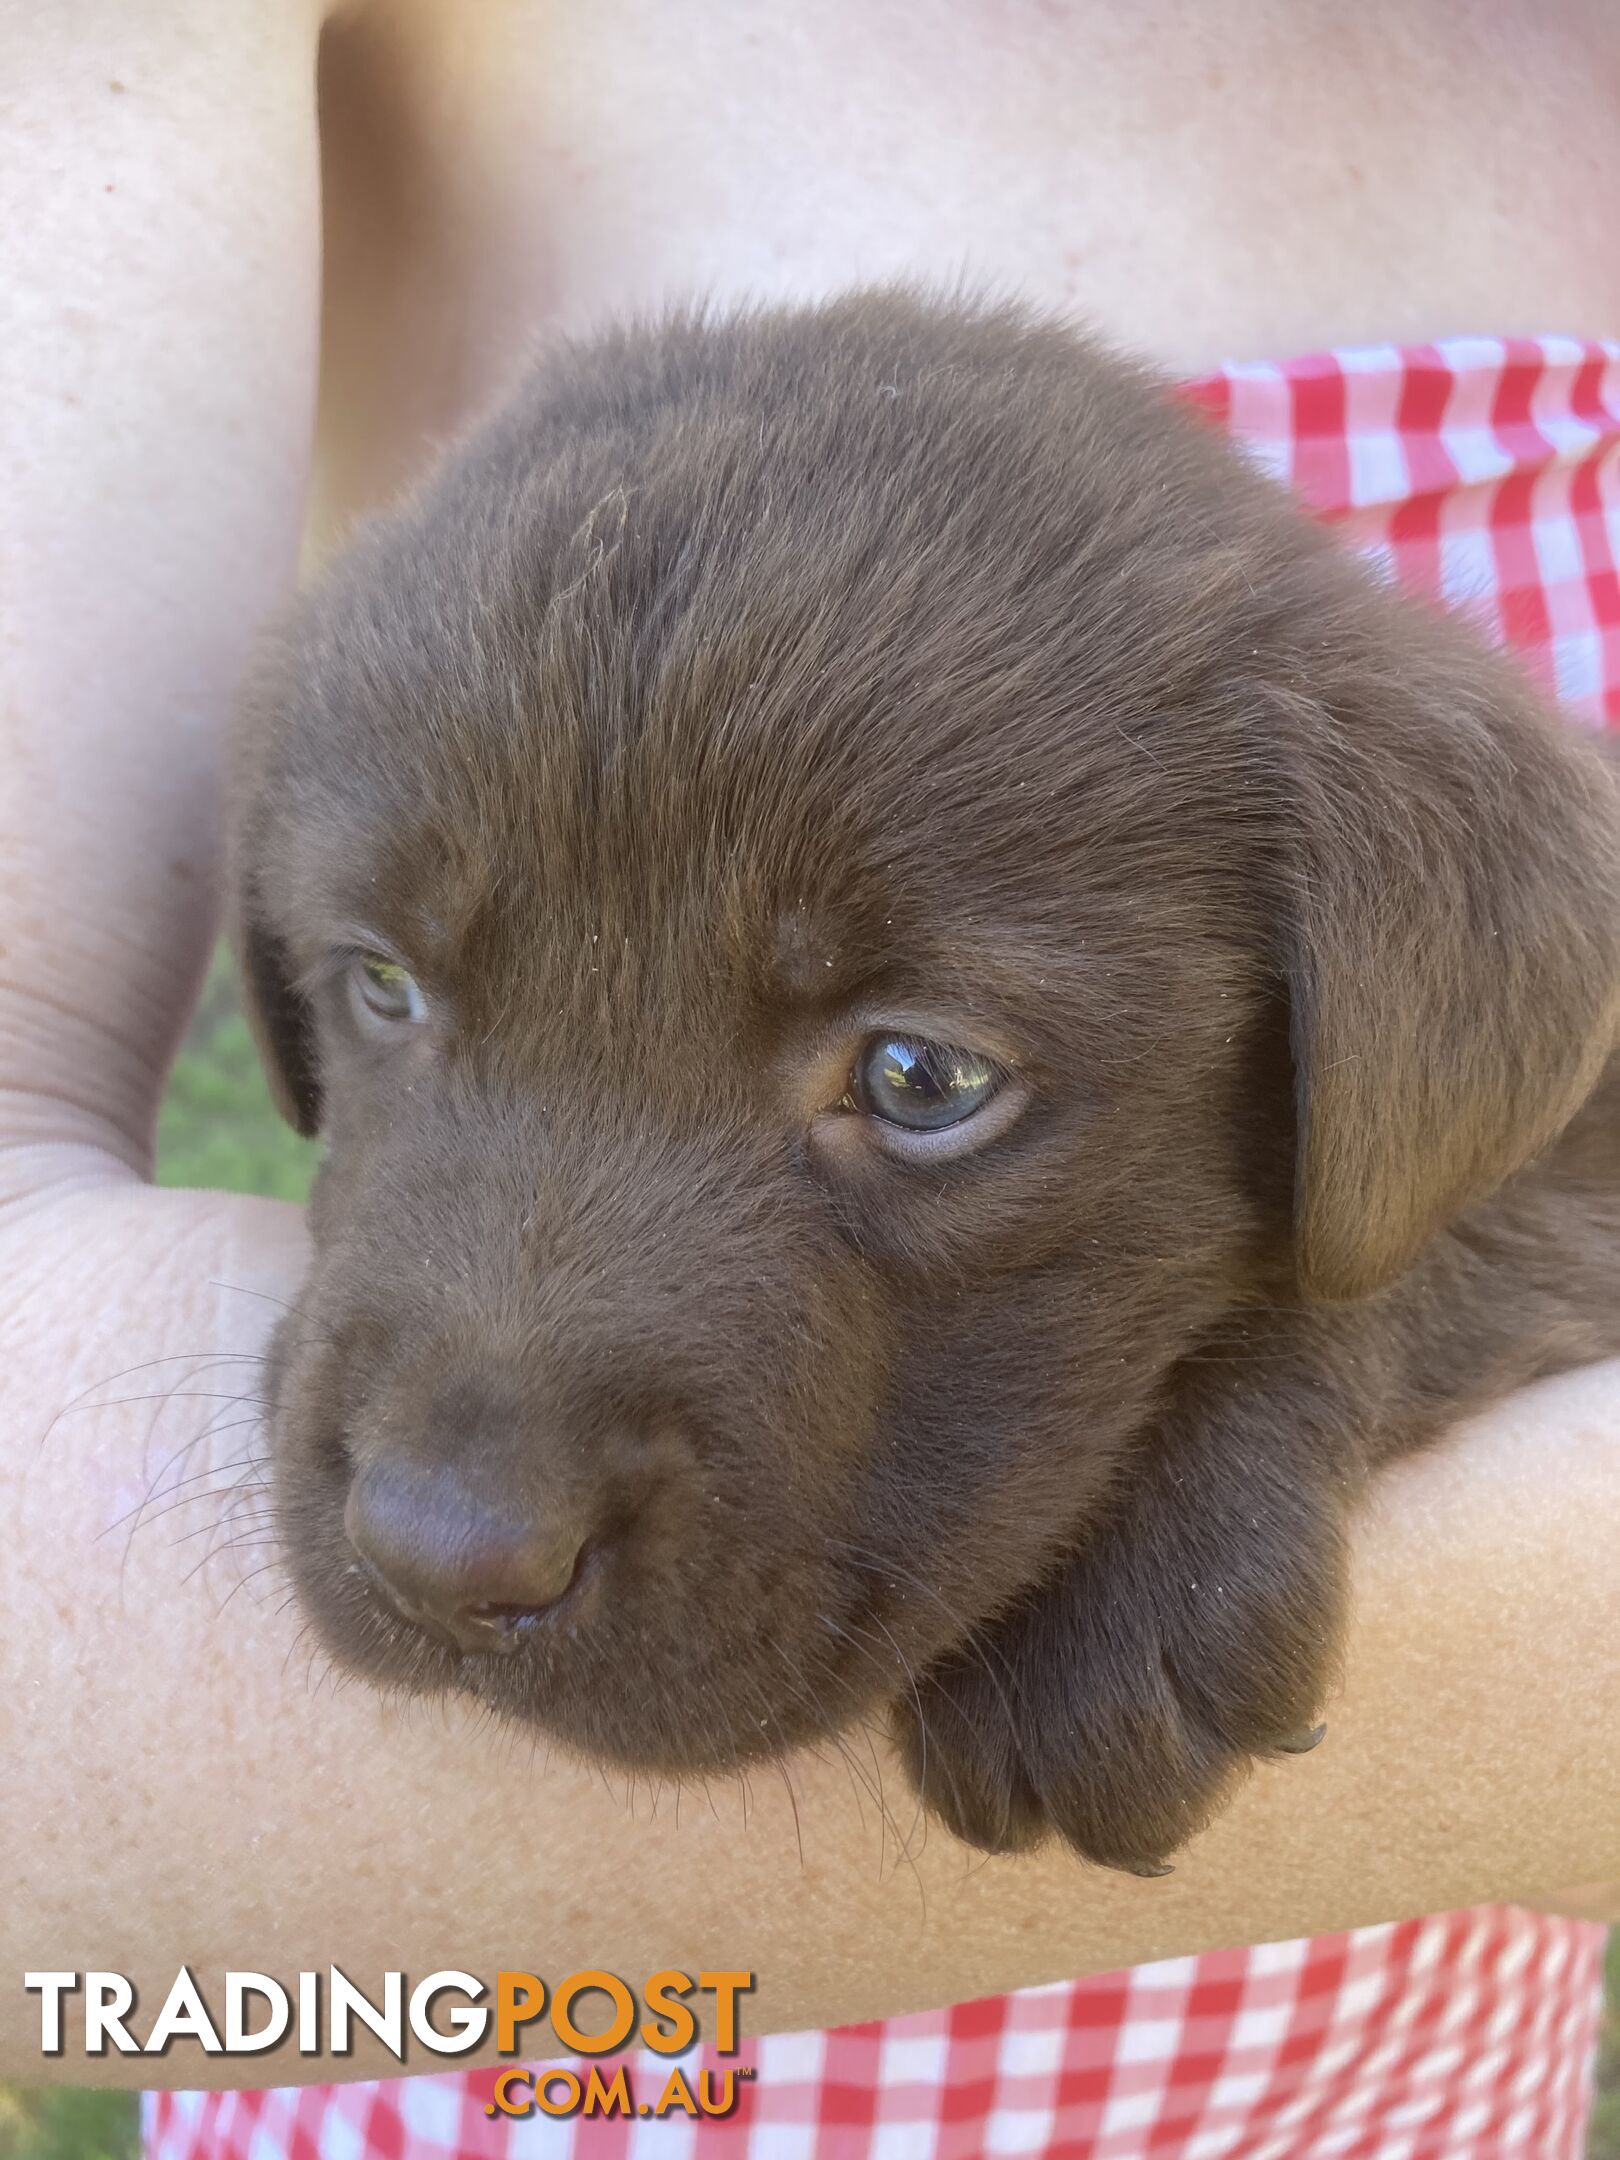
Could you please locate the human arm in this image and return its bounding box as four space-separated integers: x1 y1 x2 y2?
4 1205 1616 2088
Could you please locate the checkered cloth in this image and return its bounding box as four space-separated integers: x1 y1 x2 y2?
145 1908 1607 2159
1181 335 1620 728
148 334 1619 2158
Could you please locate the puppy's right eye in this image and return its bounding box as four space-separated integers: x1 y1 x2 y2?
348 954 428 1028
855 1037 1001 1131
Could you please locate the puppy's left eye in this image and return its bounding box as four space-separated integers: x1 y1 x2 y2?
854 1037 1002 1131
348 954 428 1027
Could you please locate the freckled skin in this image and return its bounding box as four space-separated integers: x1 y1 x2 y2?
234 295 1620 1873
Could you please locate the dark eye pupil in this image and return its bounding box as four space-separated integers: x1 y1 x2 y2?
858 1038 998 1130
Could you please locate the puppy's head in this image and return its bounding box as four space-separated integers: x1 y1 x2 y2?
234 295 1618 1776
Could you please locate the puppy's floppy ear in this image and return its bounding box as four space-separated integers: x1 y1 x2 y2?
1279 624 1620 1302
231 891 322 1138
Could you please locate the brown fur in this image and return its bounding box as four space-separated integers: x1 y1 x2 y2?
232 293 1620 1874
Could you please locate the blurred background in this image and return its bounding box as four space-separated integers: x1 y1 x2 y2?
0 953 1614 2158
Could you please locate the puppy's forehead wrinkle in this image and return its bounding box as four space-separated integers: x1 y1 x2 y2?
272 313 1309 930
252 456 1325 1090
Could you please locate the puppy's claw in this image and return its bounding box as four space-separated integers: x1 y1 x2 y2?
1118 1859 1175 1879
1276 1721 1328 1755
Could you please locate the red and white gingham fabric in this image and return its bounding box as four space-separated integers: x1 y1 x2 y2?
148 335 1619 2158
1180 334 1620 729
145 1908 1607 2160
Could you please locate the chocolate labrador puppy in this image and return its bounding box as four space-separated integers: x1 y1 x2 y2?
233 293 1620 1875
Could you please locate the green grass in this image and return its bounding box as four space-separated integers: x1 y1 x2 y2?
0 2087 139 2160
1596 1944 1620 2160
2 949 1615 2157
152 949 318 1201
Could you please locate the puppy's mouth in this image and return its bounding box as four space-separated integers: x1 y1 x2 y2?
333 1530 895 1773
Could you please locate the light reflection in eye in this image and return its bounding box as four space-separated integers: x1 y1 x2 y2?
854 1037 1001 1130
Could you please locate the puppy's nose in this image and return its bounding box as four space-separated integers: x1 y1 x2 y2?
344 1458 590 1654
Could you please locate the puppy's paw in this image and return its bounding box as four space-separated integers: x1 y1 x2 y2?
894 1422 1348 1873
890 1635 1050 1857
